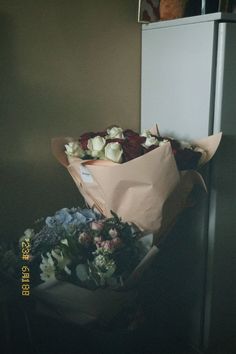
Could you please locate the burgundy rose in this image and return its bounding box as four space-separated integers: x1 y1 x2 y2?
174 149 202 170
143 145 158 154
123 129 140 138
95 130 107 137
163 137 181 151
105 138 124 145
122 135 146 162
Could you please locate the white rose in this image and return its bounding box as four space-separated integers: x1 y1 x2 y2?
143 136 159 147
105 142 123 163
141 129 152 138
107 126 124 139
65 141 84 158
87 136 106 157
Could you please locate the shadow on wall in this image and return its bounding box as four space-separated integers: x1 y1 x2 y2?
0 12 82 240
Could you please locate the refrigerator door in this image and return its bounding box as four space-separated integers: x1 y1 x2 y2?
141 21 217 139
141 20 218 348
141 16 236 352
204 22 236 350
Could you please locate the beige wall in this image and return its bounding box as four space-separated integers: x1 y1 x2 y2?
0 0 141 238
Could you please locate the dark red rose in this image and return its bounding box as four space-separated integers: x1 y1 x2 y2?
174 149 202 170
95 130 107 137
122 135 146 162
143 145 158 154
123 129 140 138
79 132 96 150
163 137 181 151
105 138 124 145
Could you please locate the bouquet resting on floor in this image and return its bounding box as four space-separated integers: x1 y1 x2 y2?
18 124 221 326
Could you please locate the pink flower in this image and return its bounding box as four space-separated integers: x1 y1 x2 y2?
111 237 123 249
90 221 104 231
94 236 103 248
100 240 114 251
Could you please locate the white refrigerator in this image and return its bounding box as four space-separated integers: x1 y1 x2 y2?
141 12 236 352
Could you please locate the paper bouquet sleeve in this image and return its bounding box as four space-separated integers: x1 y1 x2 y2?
52 132 222 241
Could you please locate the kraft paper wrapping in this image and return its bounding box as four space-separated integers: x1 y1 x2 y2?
52 131 222 241
34 236 159 326
33 280 136 327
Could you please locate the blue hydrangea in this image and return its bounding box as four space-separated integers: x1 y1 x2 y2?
46 207 97 231
32 207 99 256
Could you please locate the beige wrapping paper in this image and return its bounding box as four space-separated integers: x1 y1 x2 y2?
52 131 222 240
34 237 159 326
33 280 136 326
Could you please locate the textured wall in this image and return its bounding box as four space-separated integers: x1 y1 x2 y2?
0 0 141 238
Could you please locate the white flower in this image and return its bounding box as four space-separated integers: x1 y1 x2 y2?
105 142 123 163
94 255 116 278
65 141 84 158
108 228 118 239
107 126 124 139
141 129 152 138
64 265 71 275
87 136 106 157
40 253 56 282
143 136 159 147
51 248 70 270
94 254 107 268
61 239 69 247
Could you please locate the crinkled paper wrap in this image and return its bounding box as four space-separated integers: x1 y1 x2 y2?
52 130 222 242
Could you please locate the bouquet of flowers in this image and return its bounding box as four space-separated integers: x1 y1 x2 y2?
17 206 157 327
52 125 222 237
23 206 154 290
